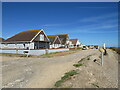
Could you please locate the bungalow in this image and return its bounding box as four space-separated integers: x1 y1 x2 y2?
2 29 50 49
47 35 62 48
0 37 5 48
47 34 70 48
69 39 81 48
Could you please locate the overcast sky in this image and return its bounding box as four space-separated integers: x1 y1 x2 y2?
2 2 118 47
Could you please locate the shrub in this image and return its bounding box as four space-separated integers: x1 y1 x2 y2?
54 80 64 87
73 64 83 67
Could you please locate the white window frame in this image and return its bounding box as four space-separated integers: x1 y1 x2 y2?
40 34 44 41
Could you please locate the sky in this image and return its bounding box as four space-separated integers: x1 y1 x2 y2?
2 2 118 47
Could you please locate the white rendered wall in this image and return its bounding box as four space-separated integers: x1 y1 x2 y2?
0 48 69 56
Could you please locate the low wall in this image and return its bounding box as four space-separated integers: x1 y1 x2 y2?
0 48 69 56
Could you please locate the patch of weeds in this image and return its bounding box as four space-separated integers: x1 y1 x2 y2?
87 57 90 60
20 54 27 57
78 58 86 63
54 80 64 87
91 83 100 88
61 70 78 80
78 55 92 63
54 70 78 87
73 63 83 67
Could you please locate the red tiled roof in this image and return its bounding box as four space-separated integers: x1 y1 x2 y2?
4 29 42 42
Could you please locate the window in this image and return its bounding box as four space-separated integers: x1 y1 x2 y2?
40 34 44 41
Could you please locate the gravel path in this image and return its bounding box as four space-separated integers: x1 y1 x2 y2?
1 49 118 88
59 49 118 88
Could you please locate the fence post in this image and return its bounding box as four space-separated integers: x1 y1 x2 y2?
16 49 18 54
45 49 48 54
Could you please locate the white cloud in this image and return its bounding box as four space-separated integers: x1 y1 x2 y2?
79 13 117 22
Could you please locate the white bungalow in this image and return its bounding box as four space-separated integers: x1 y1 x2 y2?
47 35 62 48
2 29 50 49
69 39 81 48
47 34 70 48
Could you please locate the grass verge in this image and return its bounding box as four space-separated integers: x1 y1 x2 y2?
1 49 81 58
0 53 29 57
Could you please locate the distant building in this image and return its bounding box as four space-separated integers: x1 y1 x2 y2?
69 39 81 48
47 35 62 48
2 29 50 49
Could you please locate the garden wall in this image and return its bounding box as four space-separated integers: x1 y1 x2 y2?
0 48 69 56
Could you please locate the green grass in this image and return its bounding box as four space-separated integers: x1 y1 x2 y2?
78 55 92 63
54 70 78 87
73 63 83 67
61 70 78 80
54 80 64 87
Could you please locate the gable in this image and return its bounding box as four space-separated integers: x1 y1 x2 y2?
33 31 49 42
70 39 78 45
53 37 61 44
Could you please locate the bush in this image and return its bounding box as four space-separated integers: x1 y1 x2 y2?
73 64 83 67
54 80 64 87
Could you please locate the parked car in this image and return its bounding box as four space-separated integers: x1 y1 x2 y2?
82 46 88 50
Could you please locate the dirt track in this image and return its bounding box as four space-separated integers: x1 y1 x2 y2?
1 49 118 88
